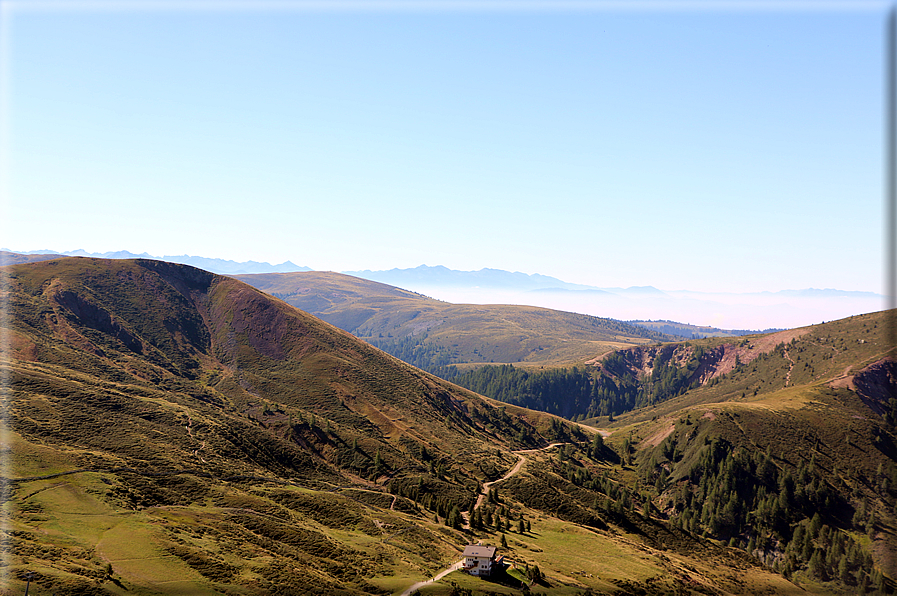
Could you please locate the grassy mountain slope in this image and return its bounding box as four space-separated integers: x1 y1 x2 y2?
1 257 806 595
588 312 897 593
0 251 64 266
232 271 670 370
421 310 897 593
588 312 893 420
1 257 564 594
450 311 893 423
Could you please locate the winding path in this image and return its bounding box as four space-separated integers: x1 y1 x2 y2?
472 442 566 514
399 561 464 596
399 442 569 595
457 442 568 532
783 349 795 387
396 429 611 596
185 415 207 463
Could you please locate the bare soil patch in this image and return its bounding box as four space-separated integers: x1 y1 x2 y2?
643 423 675 447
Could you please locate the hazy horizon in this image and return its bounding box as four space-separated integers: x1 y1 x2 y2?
4 246 887 330
2 2 888 299
5 245 886 293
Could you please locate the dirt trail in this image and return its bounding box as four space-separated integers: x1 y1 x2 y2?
474 456 525 512
185 416 207 463
783 349 795 387
400 439 582 594
400 561 464 596
829 364 858 389
462 442 567 528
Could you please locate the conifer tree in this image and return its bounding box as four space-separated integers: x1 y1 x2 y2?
857 571 869 593
838 555 850 584
591 432 604 458
447 505 462 530
472 510 482 530
808 549 826 581
873 568 885 594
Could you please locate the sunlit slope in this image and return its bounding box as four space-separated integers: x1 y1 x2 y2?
589 311 894 421
233 271 670 369
3 257 579 594
591 311 897 593
1 257 814 595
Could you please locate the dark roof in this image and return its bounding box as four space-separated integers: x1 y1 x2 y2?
463 545 497 558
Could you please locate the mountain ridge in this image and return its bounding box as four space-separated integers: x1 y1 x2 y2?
232 270 672 370
7 251 879 299
2 249 310 275
4 251 883 329
3 256 895 594
4 256 603 593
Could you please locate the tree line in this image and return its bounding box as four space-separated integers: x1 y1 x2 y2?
428 346 704 422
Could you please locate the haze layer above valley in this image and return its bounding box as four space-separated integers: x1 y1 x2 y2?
5 249 886 332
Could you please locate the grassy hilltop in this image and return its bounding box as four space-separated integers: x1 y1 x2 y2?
1 257 894 595
233 271 670 370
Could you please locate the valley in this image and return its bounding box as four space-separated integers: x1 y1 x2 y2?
0 256 894 595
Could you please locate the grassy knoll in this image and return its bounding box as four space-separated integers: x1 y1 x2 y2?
5 444 479 595
6 462 220 595
234 271 670 370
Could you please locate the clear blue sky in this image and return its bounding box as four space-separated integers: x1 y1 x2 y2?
2 1 889 293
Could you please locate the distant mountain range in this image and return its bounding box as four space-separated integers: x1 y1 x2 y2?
344 265 675 296
343 264 599 292
2 249 311 275
5 252 884 330
343 265 886 331
346 265 882 299
8 252 879 299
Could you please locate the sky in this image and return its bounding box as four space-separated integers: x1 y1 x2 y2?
1 0 891 296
